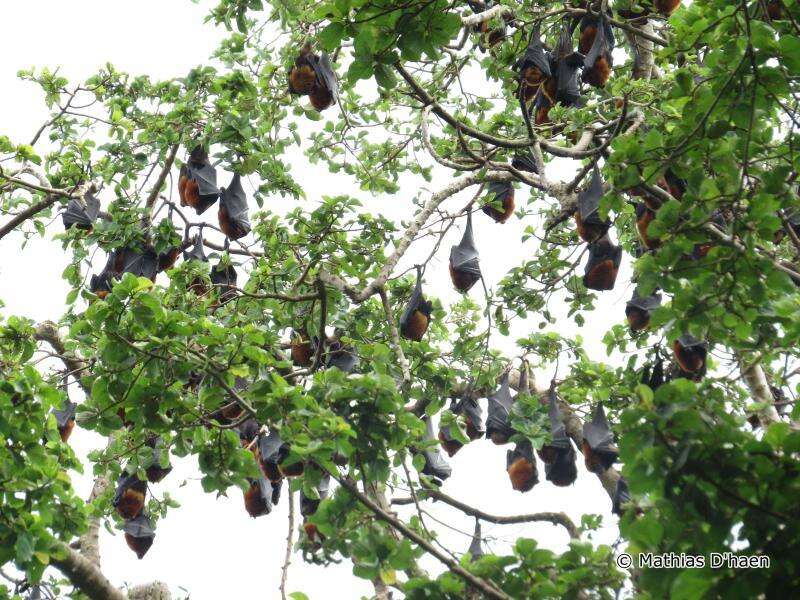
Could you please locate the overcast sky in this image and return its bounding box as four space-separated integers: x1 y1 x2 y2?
0 2 632 598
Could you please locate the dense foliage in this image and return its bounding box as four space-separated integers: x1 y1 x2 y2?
2 0 800 598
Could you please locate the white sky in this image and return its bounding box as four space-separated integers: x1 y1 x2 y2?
0 2 633 598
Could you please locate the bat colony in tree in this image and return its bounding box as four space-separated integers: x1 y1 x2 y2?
43 4 736 564
8 0 795 596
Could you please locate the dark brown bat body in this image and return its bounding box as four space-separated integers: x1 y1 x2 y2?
522 65 547 88
279 460 304 478
465 419 482 441
309 86 334 111
626 307 650 332
583 55 611 88
402 310 429 342
180 177 199 208
507 456 537 492
535 102 552 125
579 25 597 55
534 78 557 124
482 189 515 224
145 464 171 484
115 488 145 520
636 204 660 249
489 430 510 446
178 175 188 205
672 340 706 374
218 205 247 240
574 212 606 243
537 445 555 464
548 463 578 487
291 334 313 366
655 0 681 16
304 520 323 544
244 482 269 518
288 64 317 95
766 0 782 19
449 263 480 293
157 247 181 272
58 419 75 443
125 533 153 559
438 431 463 457
582 439 616 474
584 259 617 291
261 461 282 483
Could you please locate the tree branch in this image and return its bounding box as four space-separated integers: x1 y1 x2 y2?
461 5 511 27
392 488 579 539
318 170 520 303
279 490 295 600
379 287 411 385
34 321 91 395
145 144 180 215
395 63 601 158
0 178 86 241
331 474 511 600
51 544 126 600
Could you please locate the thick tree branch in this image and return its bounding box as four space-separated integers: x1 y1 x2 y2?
461 5 510 27
51 544 126 600
738 355 783 426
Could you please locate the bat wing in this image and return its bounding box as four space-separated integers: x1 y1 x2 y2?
123 514 155 539
183 234 208 263
270 478 283 504
677 334 707 350
399 271 425 329
584 17 610 68
486 180 512 201
62 197 95 229
612 477 631 515
519 26 552 77
422 417 452 481
52 400 77 427
220 173 251 238
486 373 514 435
258 430 285 463
547 388 572 449
583 404 615 451
556 53 584 105
459 397 485 434
210 262 237 287
122 248 159 280
578 166 604 221
326 342 359 372
315 52 339 102
627 287 662 311
506 439 535 469
449 212 481 272
256 477 275 514
467 520 483 560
